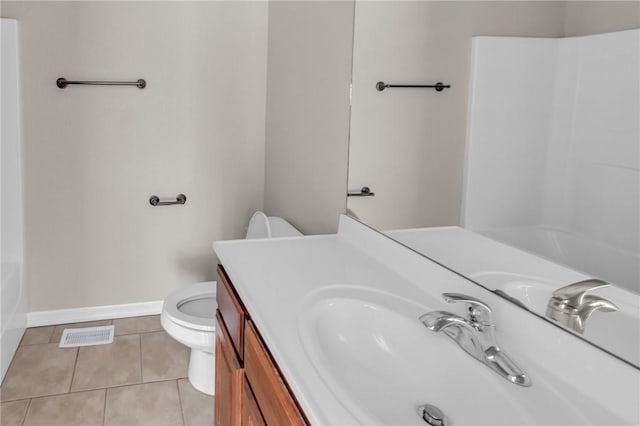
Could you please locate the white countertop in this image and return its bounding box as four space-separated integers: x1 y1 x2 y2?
213 216 640 426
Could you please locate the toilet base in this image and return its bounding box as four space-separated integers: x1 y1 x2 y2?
188 349 215 395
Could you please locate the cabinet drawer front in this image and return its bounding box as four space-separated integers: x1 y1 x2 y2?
215 312 243 426
244 321 306 426
242 377 266 426
217 265 245 359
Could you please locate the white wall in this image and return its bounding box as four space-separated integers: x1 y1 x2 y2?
264 1 354 235
1 2 268 311
347 1 566 230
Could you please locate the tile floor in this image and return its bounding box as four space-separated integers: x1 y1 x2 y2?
0 316 214 426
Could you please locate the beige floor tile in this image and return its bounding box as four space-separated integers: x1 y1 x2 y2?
1 343 77 401
141 331 188 382
105 381 183 426
114 315 163 335
50 320 113 344
178 379 213 426
21 326 54 346
23 389 105 426
1 399 30 426
71 335 141 392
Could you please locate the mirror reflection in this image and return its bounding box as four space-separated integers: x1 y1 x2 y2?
346 1 640 367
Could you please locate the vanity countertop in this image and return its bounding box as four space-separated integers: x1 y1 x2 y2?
213 216 640 426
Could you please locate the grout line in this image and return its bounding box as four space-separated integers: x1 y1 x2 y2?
44 326 55 344
0 396 31 403
68 347 80 393
139 334 144 383
99 379 176 391
115 329 165 337
20 398 32 426
6 376 188 401
175 379 186 426
102 388 108 426
19 326 55 347
2 390 71 403
137 376 188 385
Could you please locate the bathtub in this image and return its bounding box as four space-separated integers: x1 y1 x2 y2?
1 18 26 382
478 226 639 294
1 262 26 381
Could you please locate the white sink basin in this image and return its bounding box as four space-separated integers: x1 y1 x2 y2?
298 286 626 426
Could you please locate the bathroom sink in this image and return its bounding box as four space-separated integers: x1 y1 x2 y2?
297 286 625 426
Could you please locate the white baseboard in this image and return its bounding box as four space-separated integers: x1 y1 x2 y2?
27 300 164 327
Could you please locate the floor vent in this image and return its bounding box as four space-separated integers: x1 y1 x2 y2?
59 325 115 348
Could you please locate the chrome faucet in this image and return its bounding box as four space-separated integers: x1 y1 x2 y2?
546 279 618 334
420 293 531 387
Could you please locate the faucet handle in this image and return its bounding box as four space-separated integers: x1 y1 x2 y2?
442 293 493 325
551 279 610 307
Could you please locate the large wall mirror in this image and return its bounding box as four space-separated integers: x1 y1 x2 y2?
346 1 639 368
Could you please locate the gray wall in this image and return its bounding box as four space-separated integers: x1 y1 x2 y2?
264 1 354 235
347 1 567 230
4 0 637 312
564 1 640 36
2 1 268 311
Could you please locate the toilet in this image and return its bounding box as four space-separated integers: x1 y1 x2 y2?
160 212 302 395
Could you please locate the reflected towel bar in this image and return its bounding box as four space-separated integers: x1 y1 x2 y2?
149 194 187 206
347 186 375 197
376 81 450 92
57 77 146 89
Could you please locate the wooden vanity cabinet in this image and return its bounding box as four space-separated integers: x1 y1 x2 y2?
215 265 308 426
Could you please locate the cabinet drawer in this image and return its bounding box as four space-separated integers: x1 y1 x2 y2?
215 312 243 426
244 321 306 426
217 265 245 359
242 377 266 426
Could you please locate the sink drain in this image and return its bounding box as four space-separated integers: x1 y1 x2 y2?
418 404 446 426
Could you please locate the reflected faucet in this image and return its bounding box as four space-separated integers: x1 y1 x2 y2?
420 293 531 387
546 279 618 334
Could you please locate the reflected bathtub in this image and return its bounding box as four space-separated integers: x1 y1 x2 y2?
479 226 639 294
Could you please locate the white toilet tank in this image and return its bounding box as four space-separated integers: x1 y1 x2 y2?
246 211 302 239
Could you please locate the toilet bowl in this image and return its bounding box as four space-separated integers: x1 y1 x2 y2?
161 212 302 395
161 281 217 395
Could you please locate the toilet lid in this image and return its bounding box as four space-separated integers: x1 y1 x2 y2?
163 281 217 332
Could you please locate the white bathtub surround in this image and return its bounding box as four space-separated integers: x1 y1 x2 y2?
214 215 639 425
464 30 640 293
1 18 26 382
